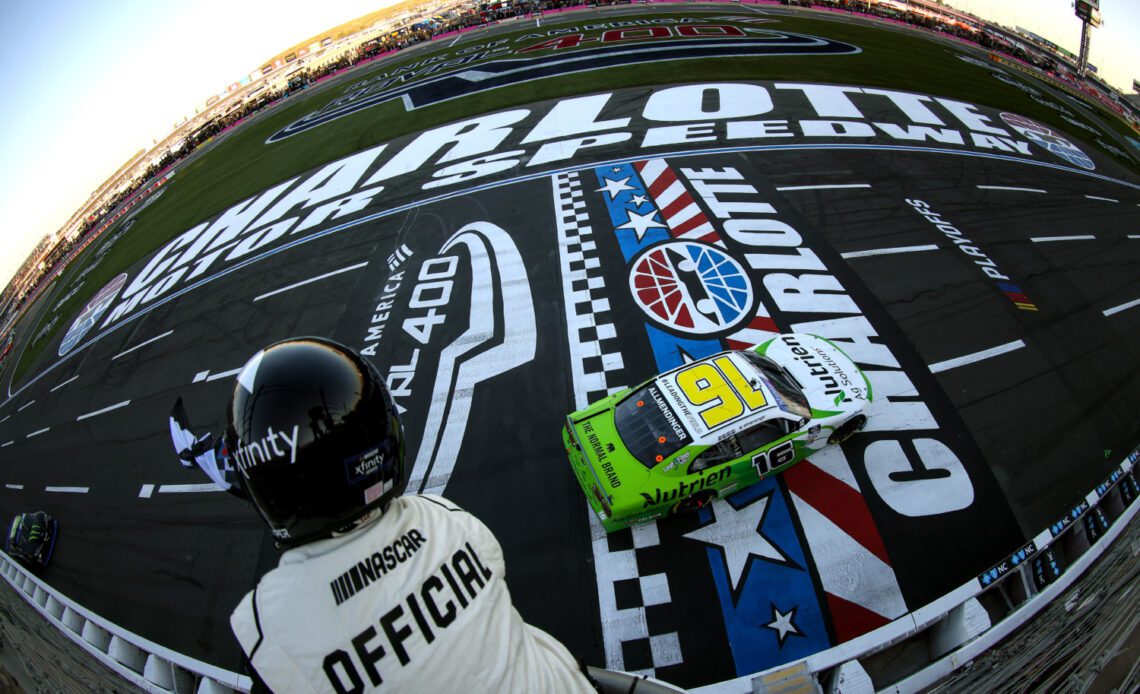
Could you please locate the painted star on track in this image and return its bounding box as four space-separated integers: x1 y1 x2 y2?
682 493 791 590
596 176 637 199
617 209 667 241
766 604 803 647
630 193 649 207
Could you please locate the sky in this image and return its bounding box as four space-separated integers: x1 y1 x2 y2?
0 0 1137 292
0 0 402 292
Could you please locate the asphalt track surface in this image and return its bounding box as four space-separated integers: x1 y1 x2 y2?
1 6 1139 689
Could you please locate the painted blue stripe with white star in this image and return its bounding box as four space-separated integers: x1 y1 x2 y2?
692 481 832 673
594 164 671 261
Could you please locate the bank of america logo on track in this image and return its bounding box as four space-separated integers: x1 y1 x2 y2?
628 241 752 334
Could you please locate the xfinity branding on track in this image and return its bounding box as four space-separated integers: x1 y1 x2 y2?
98 82 1093 334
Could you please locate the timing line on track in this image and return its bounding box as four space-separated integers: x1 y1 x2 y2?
139 483 225 498
1030 235 1096 243
51 375 80 392
1103 298 1140 317
193 367 243 384
928 340 1026 374
112 330 174 360
977 185 1046 193
841 244 939 259
775 183 871 192
77 400 131 421
252 261 369 302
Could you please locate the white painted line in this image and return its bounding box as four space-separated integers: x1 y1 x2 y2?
1103 297 1140 317
775 183 871 192
928 340 1026 374
1 441 12 448
46 486 89 493
0 415 8 423
26 428 50 438
17 400 35 412
51 375 80 392
112 330 174 360
192 370 210 383
253 262 369 302
1030 235 1096 243
1128 235 1140 239
449 34 462 47
206 367 243 383
159 483 225 494
5 484 22 490
77 400 131 421
139 484 155 498
976 185 1046 193
841 244 939 259
1085 195 1118 203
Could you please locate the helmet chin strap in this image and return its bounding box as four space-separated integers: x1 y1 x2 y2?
331 507 383 537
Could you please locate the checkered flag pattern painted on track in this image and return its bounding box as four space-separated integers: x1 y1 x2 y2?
552 171 628 407
552 171 683 675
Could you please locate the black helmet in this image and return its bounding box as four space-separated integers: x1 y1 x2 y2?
227 337 405 546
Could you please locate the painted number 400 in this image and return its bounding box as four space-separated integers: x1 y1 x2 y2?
402 257 458 343
752 441 794 479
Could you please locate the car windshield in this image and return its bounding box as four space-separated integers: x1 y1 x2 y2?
7 518 27 553
613 382 691 469
740 351 812 419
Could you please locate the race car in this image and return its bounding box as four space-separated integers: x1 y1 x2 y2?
0 332 14 372
5 511 59 569
563 333 871 532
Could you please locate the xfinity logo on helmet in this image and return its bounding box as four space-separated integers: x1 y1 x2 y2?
346 447 385 484
234 425 301 475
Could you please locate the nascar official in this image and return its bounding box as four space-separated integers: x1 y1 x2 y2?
225 337 596 693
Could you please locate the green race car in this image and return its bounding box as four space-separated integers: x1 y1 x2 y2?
563 333 872 532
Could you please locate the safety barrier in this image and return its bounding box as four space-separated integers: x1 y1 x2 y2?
0 554 250 693
695 447 1140 693
2 448 1133 694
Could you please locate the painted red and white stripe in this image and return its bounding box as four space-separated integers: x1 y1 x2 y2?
785 446 907 641
635 159 719 243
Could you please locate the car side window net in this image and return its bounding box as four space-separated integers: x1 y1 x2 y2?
738 421 787 452
689 436 743 473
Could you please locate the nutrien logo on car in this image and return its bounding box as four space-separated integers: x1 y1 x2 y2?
640 466 731 508
628 241 753 335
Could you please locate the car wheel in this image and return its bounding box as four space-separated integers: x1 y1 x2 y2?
828 415 867 445
672 490 716 516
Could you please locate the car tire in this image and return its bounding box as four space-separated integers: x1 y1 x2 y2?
828 415 867 445
672 490 716 516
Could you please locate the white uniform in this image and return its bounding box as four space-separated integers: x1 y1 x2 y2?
231 495 595 693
